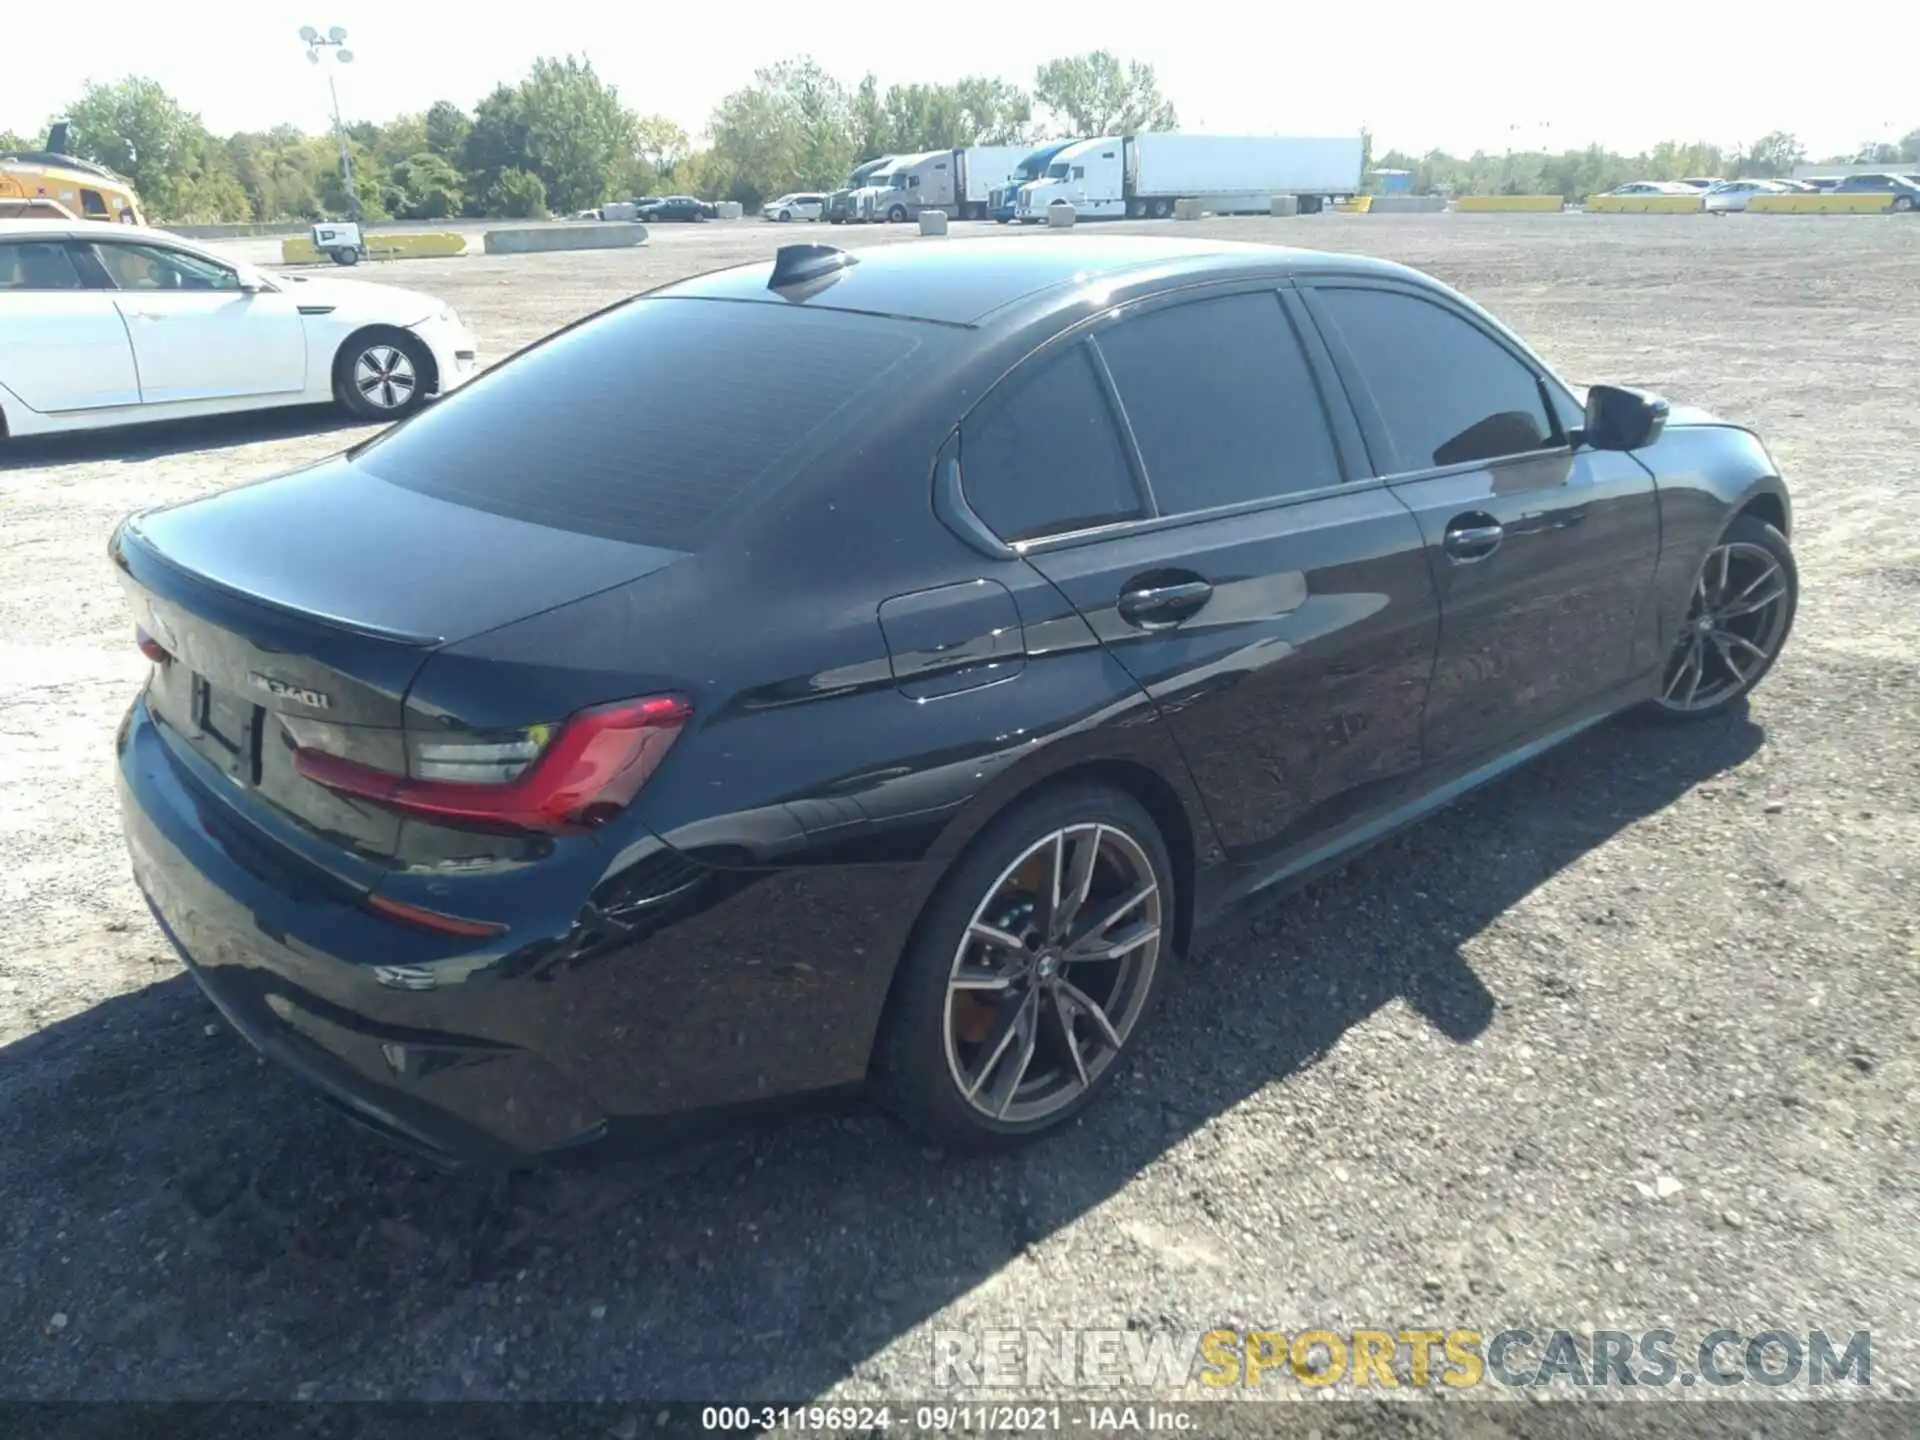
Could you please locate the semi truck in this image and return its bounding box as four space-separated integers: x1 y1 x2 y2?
825 155 897 224
989 138 1087 222
1014 133 1364 220
852 145 1033 222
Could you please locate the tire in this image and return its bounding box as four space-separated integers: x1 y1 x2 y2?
1635 512 1797 724
1893 195 1915 213
887 205 908 224
331 246 360 267
872 783 1175 1152
334 328 433 422
776 210 791 222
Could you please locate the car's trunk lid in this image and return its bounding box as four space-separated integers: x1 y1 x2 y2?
113 456 685 879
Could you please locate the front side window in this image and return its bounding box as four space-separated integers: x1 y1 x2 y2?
1312 286 1556 474
89 242 240 292
1095 292 1342 513
0 241 86 290
962 344 1142 543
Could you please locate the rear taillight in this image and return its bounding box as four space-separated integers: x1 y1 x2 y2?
136 626 171 664
292 695 691 834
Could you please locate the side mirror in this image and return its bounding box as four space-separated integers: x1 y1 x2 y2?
1582 383 1670 451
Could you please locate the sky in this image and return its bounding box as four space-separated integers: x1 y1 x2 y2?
6 0 1915 161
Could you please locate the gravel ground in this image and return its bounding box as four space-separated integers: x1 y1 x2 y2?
1 214 1916 1426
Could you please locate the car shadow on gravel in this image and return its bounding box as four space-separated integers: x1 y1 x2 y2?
0 713 1764 1402
0 406 366 468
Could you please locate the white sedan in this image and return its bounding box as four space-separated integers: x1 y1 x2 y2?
1704 180 1791 213
762 193 827 222
0 218 479 440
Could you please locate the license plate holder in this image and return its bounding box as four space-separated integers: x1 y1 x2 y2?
194 675 261 783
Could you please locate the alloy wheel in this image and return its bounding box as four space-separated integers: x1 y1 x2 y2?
353 345 417 412
1658 540 1793 712
942 823 1162 1125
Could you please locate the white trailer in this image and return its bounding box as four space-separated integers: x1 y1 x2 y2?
856 145 1036 222
1015 134 1364 220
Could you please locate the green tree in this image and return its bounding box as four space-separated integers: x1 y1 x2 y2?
389 152 464 219
850 75 889 160
369 112 429 169
226 126 328 221
425 101 470 162
1033 51 1176 136
461 84 530 209
514 56 635 212
315 136 389 220
1742 131 1805 177
624 113 690 193
709 57 855 208
482 166 548 218
59 76 247 222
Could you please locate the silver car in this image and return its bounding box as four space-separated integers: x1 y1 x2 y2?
1704 180 1790 213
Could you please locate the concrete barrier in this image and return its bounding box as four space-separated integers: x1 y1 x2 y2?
1173 198 1205 221
1748 192 1898 214
1332 195 1373 213
483 223 646 254
715 201 744 220
1366 194 1447 214
918 210 949 236
280 231 467 264
1269 195 1299 217
1585 194 1703 213
1047 203 1075 229
1454 195 1564 213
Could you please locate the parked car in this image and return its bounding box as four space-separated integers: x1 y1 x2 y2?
1674 177 1724 190
112 237 1796 1165
762 193 827 222
1830 173 1920 210
1602 181 1700 196
0 218 477 438
639 196 714 222
1704 179 1790 213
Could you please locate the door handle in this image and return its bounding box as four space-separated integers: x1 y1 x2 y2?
1117 576 1213 630
1443 514 1504 563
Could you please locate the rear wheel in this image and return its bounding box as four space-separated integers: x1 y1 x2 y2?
1639 512 1796 723
335 328 432 421
1893 195 1916 213
874 784 1173 1151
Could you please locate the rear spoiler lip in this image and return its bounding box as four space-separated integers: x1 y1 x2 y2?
111 513 444 648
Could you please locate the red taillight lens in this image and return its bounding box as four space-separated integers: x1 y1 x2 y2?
293 695 692 834
136 626 171 664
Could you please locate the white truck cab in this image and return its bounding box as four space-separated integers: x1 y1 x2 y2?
1016 139 1123 220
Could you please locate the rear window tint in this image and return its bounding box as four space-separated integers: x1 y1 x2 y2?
353 298 926 550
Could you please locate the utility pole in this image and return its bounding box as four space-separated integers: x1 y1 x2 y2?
300 25 359 223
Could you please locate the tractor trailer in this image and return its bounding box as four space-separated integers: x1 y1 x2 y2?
1014 133 1365 220
989 138 1087 222
852 145 1033 222
826 155 898 224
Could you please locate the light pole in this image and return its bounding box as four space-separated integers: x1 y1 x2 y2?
300 25 359 223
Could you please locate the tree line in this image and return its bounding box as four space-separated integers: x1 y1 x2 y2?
4 55 1916 225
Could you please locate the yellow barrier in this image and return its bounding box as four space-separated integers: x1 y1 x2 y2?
279 231 467 264
1453 195 1563 213
1332 195 1373 213
1585 194 1703 213
1747 193 1897 214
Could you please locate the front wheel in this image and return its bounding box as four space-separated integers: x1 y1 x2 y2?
1639 512 1797 723
1893 195 1915 213
887 205 908 223
335 329 432 422
775 210 791 222
873 784 1174 1151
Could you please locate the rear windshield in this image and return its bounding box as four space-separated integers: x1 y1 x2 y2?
352 298 927 550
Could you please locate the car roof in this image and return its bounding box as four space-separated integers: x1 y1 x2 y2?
658 235 1412 328
0 216 204 247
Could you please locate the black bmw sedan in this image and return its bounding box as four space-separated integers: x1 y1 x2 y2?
114 236 1797 1165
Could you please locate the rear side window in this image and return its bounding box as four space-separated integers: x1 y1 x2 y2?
0 241 85 290
1312 287 1555 473
962 343 1142 542
1096 292 1342 512
353 299 925 550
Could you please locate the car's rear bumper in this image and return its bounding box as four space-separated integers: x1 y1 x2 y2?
116 695 919 1166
